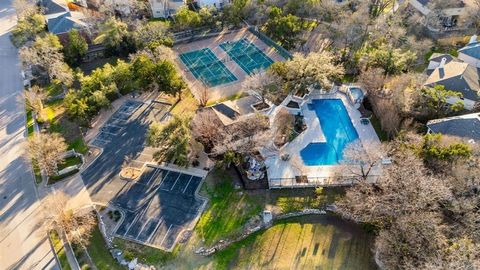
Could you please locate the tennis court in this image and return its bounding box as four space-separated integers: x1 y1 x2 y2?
219 38 274 75
179 48 237 87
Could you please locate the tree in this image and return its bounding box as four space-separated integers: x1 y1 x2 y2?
420 85 464 117
273 108 294 147
133 20 172 49
19 33 73 86
281 51 344 94
147 116 192 167
357 67 387 97
362 43 417 75
63 29 88 67
242 70 282 105
13 0 37 19
370 0 395 18
11 13 45 47
175 6 202 30
29 133 68 176
262 6 305 50
342 140 383 180
43 191 96 247
191 109 225 153
23 85 46 120
421 134 472 163
94 17 128 51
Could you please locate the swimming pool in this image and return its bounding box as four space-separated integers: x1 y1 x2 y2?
300 99 359 166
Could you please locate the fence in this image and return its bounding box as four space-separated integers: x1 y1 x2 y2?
247 27 293 60
268 175 379 188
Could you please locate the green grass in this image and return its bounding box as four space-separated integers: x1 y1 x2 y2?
48 168 79 184
26 110 34 136
369 114 389 142
32 159 43 184
57 156 82 171
206 92 246 107
214 215 376 270
45 83 64 98
49 230 72 270
196 170 262 245
113 238 177 266
86 225 123 270
273 187 344 213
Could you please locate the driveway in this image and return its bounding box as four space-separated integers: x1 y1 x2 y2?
0 1 58 269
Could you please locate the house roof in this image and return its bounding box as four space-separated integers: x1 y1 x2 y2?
47 12 87 35
425 61 480 101
458 37 480 60
427 113 480 142
40 0 68 15
418 0 465 8
210 95 261 126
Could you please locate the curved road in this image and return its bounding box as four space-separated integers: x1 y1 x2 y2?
0 1 58 269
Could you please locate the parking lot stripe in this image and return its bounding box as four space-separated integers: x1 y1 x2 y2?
159 224 173 247
147 218 164 243
169 173 182 191
93 138 110 144
105 123 122 129
134 218 150 239
182 175 193 194
99 131 118 136
124 213 142 237
145 168 160 186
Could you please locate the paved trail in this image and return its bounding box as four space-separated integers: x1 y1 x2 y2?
0 1 58 269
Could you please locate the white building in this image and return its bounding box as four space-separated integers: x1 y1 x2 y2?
150 0 230 18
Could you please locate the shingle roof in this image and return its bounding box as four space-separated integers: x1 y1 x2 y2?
47 12 87 35
458 41 480 60
427 114 480 141
425 61 480 101
40 0 68 15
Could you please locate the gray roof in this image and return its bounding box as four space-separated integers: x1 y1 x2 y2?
427 116 480 141
40 0 68 15
47 12 86 35
425 61 480 101
459 41 480 60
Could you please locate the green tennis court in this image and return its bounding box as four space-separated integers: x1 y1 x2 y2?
219 38 274 75
179 48 237 87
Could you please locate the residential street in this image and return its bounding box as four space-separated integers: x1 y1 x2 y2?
0 1 58 269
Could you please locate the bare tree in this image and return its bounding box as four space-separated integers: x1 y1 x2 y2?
29 133 68 176
23 85 46 118
191 109 225 153
357 67 387 97
197 84 210 107
13 0 36 19
242 70 282 105
342 140 384 180
43 191 96 247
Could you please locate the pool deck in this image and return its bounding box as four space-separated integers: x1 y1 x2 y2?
173 28 286 101
263 91 382 188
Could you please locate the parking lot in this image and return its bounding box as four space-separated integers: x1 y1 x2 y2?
114 165 205 250
82 99 207 251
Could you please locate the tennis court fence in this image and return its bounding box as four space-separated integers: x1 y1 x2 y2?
248 27 293 60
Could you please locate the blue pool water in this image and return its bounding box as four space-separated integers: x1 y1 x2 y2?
300 99 359 166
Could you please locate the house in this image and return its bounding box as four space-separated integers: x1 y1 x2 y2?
150 0 185 18
150 0 230 18
424 55 480 109
427 112 480 143
40 0 88 38
407 0 466 28
458 35 480 68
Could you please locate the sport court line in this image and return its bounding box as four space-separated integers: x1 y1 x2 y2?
159 224 174 247
168 173 182 191
146 218 164 243
182 175 194 194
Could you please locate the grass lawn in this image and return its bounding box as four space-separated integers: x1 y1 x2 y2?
49 230 72 270
86 226 123 270
113 238 178 266
270 187 344 213
168 90 198 116
57 156 82 171
206 92 246 107
196 169 262 245
45 83 64 98
214 215 376 270
26 110 34 136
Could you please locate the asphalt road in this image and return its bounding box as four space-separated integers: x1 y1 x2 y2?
0 2 58 269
